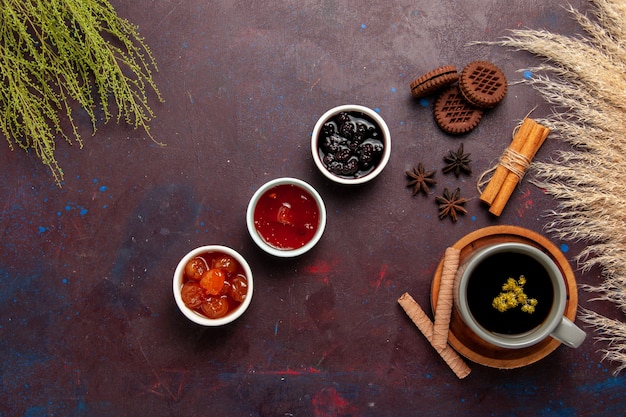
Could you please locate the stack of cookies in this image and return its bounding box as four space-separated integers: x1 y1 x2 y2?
410 61 508 135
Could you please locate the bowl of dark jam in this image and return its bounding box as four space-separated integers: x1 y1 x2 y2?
311 104 391 185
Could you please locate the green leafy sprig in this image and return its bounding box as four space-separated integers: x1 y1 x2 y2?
0 0 162 185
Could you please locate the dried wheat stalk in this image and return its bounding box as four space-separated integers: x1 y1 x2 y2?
478 0 626 373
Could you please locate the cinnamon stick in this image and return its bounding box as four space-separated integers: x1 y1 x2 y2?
398 292 471 379
479 118 536 206
432 247 460 350
488 121 550 216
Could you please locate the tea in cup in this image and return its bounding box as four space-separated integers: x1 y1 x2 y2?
454 242 586 349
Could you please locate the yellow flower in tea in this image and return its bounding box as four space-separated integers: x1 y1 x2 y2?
492 275 538 314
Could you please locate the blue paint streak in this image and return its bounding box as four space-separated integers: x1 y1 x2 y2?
578 375 626 394
24 406 47 417
537 406 576 417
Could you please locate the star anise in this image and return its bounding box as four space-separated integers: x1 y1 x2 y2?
435 187 468 222
443 143 472 177
406 163 437 195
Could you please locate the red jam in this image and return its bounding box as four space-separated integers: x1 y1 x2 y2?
181 251 249 319
253 184 320 250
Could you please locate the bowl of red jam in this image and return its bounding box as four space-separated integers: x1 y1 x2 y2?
247 177 326 257
173 245 253 326
311 104 391 185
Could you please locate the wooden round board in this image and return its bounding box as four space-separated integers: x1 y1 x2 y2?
431 225 578 369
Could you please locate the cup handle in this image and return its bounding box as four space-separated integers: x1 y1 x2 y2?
550 316 586 348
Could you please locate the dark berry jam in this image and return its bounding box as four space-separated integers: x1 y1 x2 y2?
253 184 320 250
317 111 384 179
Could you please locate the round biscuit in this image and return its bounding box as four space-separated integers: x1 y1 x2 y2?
433 86 483 135
410 65 459 99
459 61 507 108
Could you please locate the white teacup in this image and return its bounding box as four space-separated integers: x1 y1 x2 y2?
454 242 586 349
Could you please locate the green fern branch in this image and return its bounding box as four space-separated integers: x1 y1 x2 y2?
0 0 163 186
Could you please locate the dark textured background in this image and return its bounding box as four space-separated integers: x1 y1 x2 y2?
2 1 625 415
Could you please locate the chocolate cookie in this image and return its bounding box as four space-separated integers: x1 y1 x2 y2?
433 86 483 135
458 61 507 108
410 65 459 99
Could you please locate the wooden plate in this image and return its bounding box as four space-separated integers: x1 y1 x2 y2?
431 225 578 369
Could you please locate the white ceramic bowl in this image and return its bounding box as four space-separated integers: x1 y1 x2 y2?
311 104 391 185
246 177 326 257
173 245 253 326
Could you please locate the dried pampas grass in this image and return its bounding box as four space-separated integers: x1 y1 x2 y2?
480 0 626 373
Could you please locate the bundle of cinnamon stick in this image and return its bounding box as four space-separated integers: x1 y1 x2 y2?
480 118 550 216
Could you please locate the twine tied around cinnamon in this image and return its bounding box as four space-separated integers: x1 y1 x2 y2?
477 117 551 216
477 146 532 192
